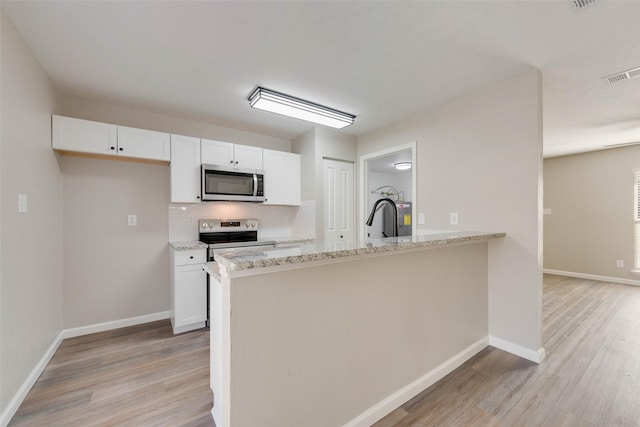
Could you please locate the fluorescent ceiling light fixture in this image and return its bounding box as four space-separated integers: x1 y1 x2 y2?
394 162 412 170
248 87 355 129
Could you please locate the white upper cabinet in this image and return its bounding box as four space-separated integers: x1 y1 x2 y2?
201 139 234 166
170 134 201 203
117 126 170 162
233 144 263 170
263 149 301 206
201 139 263 170
52 115 117 156
52 115 170 163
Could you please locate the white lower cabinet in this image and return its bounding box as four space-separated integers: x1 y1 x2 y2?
171 248 207 334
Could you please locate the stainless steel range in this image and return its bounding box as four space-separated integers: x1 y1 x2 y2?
199 218 275 262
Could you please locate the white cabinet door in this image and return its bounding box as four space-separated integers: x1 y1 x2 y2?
52 115 117 156
171 134 201 203
233 145 263 170
201 139 263 169
174 264 207 329
263 149 301 206
201 139 234 166
117 125 170 161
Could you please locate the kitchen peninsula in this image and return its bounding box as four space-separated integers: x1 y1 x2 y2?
205 231 505 427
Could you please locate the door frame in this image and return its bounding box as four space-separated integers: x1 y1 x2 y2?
358 142 417 240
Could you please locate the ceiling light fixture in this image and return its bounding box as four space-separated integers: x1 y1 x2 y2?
394 162 412 170
248 87 355 129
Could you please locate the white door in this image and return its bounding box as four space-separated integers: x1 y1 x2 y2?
323 159 354 245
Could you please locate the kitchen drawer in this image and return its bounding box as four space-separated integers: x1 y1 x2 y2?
174 249 207 266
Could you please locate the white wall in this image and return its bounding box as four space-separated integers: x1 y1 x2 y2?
0 9 63 418
58 95 294 328
168 203 307 242
229 243 489 427
544 145 640 283
357 69 543 356
292 127 357 243
61 157 171 327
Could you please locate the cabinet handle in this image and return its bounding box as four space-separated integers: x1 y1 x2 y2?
119 147 124 151
229 160 234 164
196 196 200 199
190 256 194 259
235 161 239 165
110 146 115 150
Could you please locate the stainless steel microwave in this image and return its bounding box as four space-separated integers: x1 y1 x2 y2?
201 164 265 202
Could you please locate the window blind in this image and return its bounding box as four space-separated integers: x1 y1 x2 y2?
635 171 640 270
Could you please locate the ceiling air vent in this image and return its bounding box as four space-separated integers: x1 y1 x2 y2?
602 66 640 84
571 0 597 10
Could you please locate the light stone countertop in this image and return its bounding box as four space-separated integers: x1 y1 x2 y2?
212 230 505 274
203 262 221 283
169 240 208 251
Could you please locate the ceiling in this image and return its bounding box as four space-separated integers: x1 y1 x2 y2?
2 0 639 158
368 149 412 174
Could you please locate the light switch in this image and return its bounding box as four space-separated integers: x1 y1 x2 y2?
128 214 138 226
18 194 28 213
418 213 426 225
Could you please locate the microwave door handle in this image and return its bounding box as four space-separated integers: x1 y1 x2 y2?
253 173 258 197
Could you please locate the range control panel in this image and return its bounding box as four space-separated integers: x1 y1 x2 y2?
199 218 258 233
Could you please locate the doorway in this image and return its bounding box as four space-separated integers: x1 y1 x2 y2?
359 142 417 240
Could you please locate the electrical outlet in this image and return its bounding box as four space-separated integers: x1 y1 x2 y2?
18 194 28 213
616 260 624 268
128 214 138 227
450 212 459 225
418 213 426 225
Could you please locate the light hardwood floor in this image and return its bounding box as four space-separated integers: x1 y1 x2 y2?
10 275 640 426
9 321 214 427
373 274 640 426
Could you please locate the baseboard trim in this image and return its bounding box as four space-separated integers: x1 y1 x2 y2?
61 311 170 339
489 335 545 363
0 330 64 427
1 311 170 427
544 269 640 287
343 336 489 427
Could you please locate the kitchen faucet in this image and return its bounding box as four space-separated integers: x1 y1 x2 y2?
365 197 398 237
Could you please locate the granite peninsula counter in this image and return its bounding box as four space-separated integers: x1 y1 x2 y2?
207 230 505 427
207 230 504 276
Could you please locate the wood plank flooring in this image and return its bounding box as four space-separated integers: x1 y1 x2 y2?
373 274 640 427
9 321 214 427
10 274 640 426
